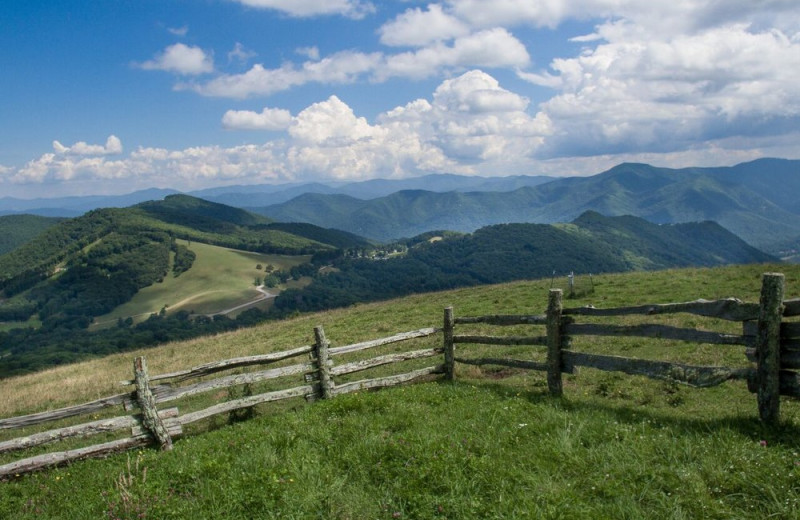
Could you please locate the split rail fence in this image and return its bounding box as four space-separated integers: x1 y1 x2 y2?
1 272 799 478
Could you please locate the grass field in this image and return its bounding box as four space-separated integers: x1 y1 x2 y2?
93 241 311 327
2 263 800 518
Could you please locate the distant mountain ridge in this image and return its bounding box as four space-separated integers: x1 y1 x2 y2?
0 174 554 217
255 158 800 251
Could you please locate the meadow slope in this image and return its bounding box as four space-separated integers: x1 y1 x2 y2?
2 263 800 519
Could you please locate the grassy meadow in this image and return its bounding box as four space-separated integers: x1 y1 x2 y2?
93 241 311 327
2 263 800 518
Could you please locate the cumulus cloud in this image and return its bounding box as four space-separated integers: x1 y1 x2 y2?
231 0 375 19
7 71 550 189
222 107 293 130
378 28 530 81
188 29 529 97
138 43 214 75
187 51 381 98
52 135 123 156
379 4 469 47
7 59 800 196
520 20 800 158
444 0 800 34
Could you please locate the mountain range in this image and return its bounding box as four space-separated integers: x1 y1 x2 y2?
0 174 553 217
253 158 800 251
1 158 798 253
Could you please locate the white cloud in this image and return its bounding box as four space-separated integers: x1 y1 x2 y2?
222 107 293 130
231 0 375 19
138 43 214 75
7 62 800 196
167 25 188 37
7 71 548 189
187 51 381 98
228 42 256 64
379 4 470 47
289 96 380 145
295 46 320 60
52 135 123 156
185 27 528 98
446 0 800 35
522 21 800 158
379 28 530 81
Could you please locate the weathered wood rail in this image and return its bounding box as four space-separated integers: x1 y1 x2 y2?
0 326 441 478
2 272 798 478
444 272 796 425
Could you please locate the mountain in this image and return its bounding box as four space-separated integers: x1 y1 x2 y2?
0 195 371 330
0 214 65 255
271 212 775 315
0 188 178 217
0 175 554 218
254 159 800 251
196 173 554 207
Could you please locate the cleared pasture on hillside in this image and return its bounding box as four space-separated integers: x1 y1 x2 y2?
93 242 311 327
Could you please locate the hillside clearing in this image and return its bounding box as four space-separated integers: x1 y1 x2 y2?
92 242 310 327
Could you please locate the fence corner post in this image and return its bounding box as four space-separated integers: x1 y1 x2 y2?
756 272 785 425
313 325 334 399
546 289 564 397
443 306 455 381
133 356 173 451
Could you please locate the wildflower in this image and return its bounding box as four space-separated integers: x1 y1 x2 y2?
760 440 768 447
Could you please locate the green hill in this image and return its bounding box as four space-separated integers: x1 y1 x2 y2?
0 195 366 331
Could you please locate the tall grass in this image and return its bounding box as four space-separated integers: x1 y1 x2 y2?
2 263 800 518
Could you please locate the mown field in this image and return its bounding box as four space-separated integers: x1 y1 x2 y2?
2 263 800 519
93 241 311 327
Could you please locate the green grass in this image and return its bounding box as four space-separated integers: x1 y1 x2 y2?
2 263 800 518
93 242 310 326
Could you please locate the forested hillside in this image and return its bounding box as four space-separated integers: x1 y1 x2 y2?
0 214 64 255
271 212 775 315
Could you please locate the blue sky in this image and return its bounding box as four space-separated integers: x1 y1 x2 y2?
1 0 799 198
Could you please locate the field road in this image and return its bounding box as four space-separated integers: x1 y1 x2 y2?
93 286 277 327
207 285 276 317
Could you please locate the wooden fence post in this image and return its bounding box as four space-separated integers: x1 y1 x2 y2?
313 326 334 399
546 289 563 397
133 356 173 451
444 306 455 381
756 272 785 424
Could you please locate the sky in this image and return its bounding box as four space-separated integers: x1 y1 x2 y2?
1 0 799 199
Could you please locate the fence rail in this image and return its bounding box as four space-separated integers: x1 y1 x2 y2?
0 326 440 478
1 272 798 479
443 273 794 423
